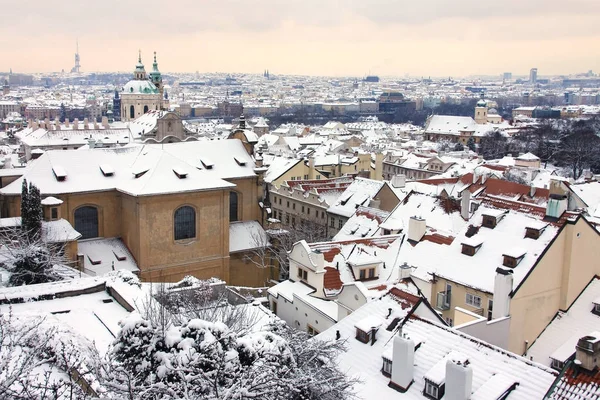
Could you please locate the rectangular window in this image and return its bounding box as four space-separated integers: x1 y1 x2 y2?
382 358 392 376
338 219 343 229
425 382 439 398
359 269 366 280
321 211 325 219
316 174 321 179
302 206 305 213
293 203 296 210
297 268 303 278
51 207 58 220
307 325 319 336
291 217 296 226
330 218 335 228
466 293 482 308
551 358 564 371
286 214 289 224
307 208 310 215
368 268 375 278
302 270 307 280
279 198 282 205
304 174 308 180
488 299 494 321
287 201 290 208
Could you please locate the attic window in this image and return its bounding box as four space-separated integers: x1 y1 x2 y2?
461 239 483 256
113 250 127 261
87 254 101 265
52 165 67 181
502 249 526 268
525 226 546 239
355 328 371 344
424 380 442 399
592 303 600 316
550 358 564 371
99 164 114 177
234 157 246 166
132 166 149 179
200 157 214 169
482 215 497 228
173 167 188 179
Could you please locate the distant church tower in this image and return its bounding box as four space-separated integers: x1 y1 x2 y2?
113 90 121 121
474 94 488 124
149 52 163 106
70 40 81 73
2 79 9 95
120 51 161 121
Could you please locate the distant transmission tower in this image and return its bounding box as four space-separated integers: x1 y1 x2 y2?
70 40 81 73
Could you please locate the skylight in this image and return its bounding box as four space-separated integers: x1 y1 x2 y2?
173 167 188 179
234 157 247 166
100 164 115 177
52 165 67 181
200 157 214 169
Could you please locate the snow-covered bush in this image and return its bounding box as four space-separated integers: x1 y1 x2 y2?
103 313 356 400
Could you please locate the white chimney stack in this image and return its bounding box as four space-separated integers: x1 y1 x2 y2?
65 118 70 128
460 190 471 220
391 334 414 390
407 216 426 242
391 174 406 189
399 262 411 280
492 267 513 319
445 359 473 400
101 116 109 129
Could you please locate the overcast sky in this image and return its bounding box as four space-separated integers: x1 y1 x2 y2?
2 0 600 77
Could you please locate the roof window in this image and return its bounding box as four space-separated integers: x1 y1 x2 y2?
99 164 114 177
234 156 247 166
200 157 214 169
461 238 483 256
173 167 188 179
52 165 67 181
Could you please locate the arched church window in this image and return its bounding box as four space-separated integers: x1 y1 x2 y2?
144 105 149 114
74 206 99 239
229 192 239 222
174 206 196 240
168 121 172 132
130 105 135 119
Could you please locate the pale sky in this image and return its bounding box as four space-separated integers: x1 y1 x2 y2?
2 0 600 77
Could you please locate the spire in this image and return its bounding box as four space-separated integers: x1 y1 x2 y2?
138 49 142 64
152 51 159 72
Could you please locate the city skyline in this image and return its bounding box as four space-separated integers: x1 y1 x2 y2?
2 0 600 77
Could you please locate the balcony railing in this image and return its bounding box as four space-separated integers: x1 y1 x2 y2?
436 292 450 311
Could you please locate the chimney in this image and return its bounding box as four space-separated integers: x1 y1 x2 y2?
73 118 79 129
460 190 471 220
399 262 411 280
492 267 513 319
472 172 478 184
44 117 50 128
546 194 567 219
101 116 109 129
445 359 473 400
407 216 426 242
369 198 381 209
65 118 70 128
309 157 315 179
390 333 414 390
88 138 96 149
575 334 600 372
83 117 89 128
391 174 406 189
530 185 536 198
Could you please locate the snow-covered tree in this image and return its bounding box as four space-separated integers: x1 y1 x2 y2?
0 310 95 399
20 180 42 241
100 314 357 400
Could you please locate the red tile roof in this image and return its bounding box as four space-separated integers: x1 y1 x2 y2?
388 287 421 310
323 267 343 291
550 364 600 399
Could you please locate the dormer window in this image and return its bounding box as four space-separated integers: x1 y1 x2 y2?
461 238 483 256
356 328 370 343
550 358 564 371
525 223 547 240
592 302 600 316
382 356 392 376
424 380 442 399
502 248 526 268
482 210 507 229
481 215 497 228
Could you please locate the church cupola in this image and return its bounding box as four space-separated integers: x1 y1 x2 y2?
149 52 162 86
134 50 147 80
474 93 488 124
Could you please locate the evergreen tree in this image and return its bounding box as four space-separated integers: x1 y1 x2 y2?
27 183 43 240
467 137 476 152
59 103 67 123
20 179 29 232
